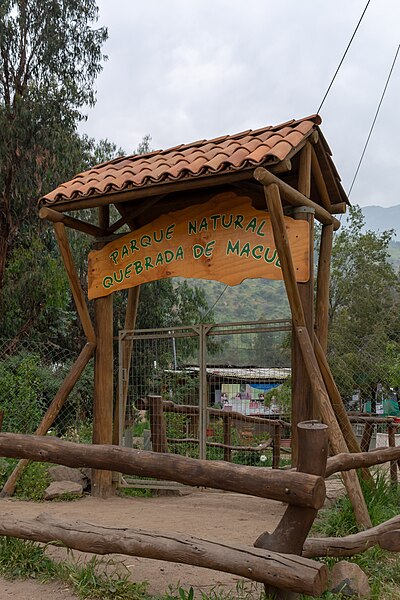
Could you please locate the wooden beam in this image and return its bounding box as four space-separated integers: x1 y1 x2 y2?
303 513 400 558
329 202 347 215
314 337 364 458
112 286 141 446
326 444 400 477
92 294 114 498
39 207 106 237
291 142 315 464
263 183 371 530
0 513 328 596
0 343 95 498
315 224 333 353
0 433 326 508
53 223 96 344
106 196 164 234
310 146 331 211
254 167 340 229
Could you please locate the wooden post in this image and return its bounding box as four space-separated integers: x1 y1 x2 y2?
53 223 96 344
92 294 113 498
255 421 328 600
361 422 374 452
262 182 371 529
148 395 168 454
315 224 333 354
223 415 232 462
112 286 141 446
272 423 281 469
388 424 397 485
291 143 315 464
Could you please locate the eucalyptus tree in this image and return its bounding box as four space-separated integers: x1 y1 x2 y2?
0 0 108 342
0 0 108 289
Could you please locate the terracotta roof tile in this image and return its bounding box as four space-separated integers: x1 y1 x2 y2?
40 114 322 206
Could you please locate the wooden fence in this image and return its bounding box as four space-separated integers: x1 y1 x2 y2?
2 421 400 598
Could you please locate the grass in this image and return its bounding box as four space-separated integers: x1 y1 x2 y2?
0 537 149 599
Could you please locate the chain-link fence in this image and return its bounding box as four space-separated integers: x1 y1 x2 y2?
0 338 94 441
117 320 291 489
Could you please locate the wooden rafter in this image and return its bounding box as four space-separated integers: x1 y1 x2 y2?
39 207 106 237
254 167 340 229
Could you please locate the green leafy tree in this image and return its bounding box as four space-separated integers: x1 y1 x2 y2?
0 0 108 344
0 0 107 289
328 206 400 407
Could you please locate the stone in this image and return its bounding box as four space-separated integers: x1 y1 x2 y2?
44 480 83 500
48 465 87 487
330 561 371 598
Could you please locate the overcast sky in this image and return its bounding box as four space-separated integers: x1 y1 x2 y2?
80 1 400 208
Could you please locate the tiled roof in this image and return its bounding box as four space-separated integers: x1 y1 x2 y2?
40 114 322 206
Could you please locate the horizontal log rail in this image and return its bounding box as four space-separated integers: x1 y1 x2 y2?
0 512 328 595
303 513 400 558
167 437 272 452
160 399 286 428
0 433 325 508
348 415 398 424
326 444 400 477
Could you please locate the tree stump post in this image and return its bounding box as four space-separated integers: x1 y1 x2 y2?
255 420 328 600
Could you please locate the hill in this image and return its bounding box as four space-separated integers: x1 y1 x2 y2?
186 204 399 324
361 204 400 238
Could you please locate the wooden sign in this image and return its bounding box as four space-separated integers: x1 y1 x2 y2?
88 194 309 299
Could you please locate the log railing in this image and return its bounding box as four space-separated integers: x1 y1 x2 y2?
0 423 329 598
145 395 285 469
348 415 400 484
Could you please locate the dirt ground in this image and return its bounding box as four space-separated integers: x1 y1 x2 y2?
0 490 288 599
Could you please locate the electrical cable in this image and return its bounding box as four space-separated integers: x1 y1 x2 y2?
317 0 371 113
202 2 372 318
202 284 228 321
348 43 400 196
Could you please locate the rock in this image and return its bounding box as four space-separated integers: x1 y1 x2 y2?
44 480 83 500
330 561 371 598
48 465 87 487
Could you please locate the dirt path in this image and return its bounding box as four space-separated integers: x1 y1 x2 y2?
0 490 286 598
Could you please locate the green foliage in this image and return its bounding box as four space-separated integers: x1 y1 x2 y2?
0 353 48 432
264 378 292 415
0 350 94 434
0 458 50 500
62 556 149 599
0 0 110 345
328 206 400 404
306 473 400 599
0 538 150 599
0 536 57 580
314 471 400 538
15 460 50 501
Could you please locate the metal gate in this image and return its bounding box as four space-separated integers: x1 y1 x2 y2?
118 319 291 489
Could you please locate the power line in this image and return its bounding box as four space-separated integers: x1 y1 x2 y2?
317 0 371 113
202 284 228 321
348 43 400 197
